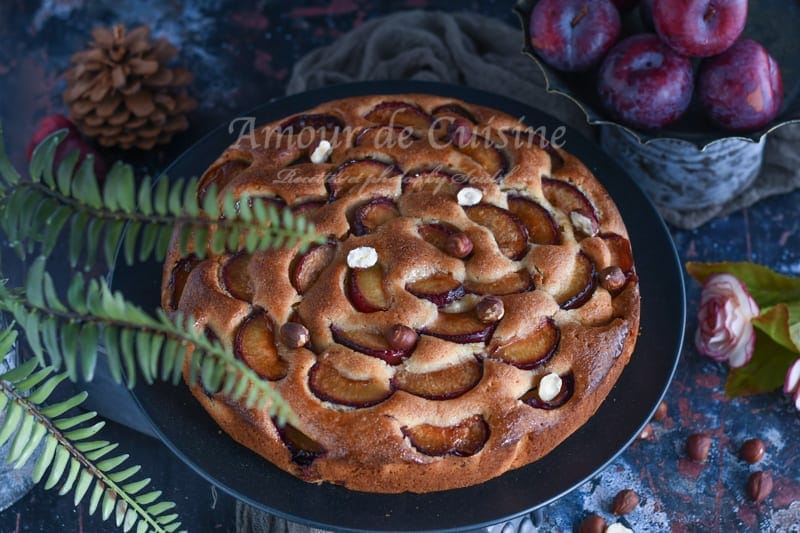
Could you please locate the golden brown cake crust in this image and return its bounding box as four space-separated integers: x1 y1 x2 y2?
161 94 641 494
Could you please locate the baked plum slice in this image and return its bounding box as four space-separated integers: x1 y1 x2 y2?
492 318 560 370
599 232 636 278
393 358 482 400
421 311 496 344
418 222 456 252
354 125 419 147
402 414 489 457
432 103 479 124
351 197 399 236
406 273 465 307
464 269 533 296
364 101 433 130
347 265 390 313
234 312 287 380
330 326 410 365
309 361 392 408
507 195 561 245
291 243 335 295
198 157 251 203
402 168 464 196
221 252 253 302
504 129 564 171
456 135 509 179
274 421 326 466
541 178 599 237
326 159 401 200
291 199 327 217
279 113 344 134
166 254 200 310
520 373 575 410
558 252 597 310
464 204 528 261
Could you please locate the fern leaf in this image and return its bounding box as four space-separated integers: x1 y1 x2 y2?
0 350 184 533
0 123 21 186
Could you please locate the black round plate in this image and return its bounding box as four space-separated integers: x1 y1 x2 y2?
514 0 800 148
109 81 685 532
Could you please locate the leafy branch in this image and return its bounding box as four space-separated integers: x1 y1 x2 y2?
0 332 183 533
0 260 297 426
0 126 324 270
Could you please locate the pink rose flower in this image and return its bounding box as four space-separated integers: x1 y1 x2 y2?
785 359 800 411
695 273 759 367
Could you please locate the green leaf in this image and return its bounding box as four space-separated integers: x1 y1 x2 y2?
686 261 800 308
137 175 153 215
56 149 79 196
54 410 97 431
753 304 800 354
44 445 70 490
15 422 47 468
64 421 105 441
29 130 68 186
27 372 69 404
32 435 58 483
40 391 88 418
7 412 34 463
25 256 47 307
58 457 81 495
0 357 36 383
89 481 104 515
0 123 22 185
74 469 94 505
72 156 103 208
725 329 799 397
0 402 22 447
96 453 129 472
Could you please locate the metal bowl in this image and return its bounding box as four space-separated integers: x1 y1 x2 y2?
513 0 800 149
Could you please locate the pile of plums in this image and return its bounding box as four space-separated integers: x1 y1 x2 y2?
528 0 784 132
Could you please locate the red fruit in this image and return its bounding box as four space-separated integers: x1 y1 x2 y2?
597 34 694 129
347 265 391 313
653 0 747 58
402 415 489 457
698 39 784 132
529 0 622 72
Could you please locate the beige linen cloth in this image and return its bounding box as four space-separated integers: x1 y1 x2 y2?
237 9 800 532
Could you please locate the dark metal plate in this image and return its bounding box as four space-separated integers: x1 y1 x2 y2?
109 81 685 532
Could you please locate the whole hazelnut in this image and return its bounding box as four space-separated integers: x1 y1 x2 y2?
638 423 653 440
746 471 773 503
686 433 712 462
739 438 766 464
445 232 473 258
476 296 504 323
386 324 418 352
449 118 473 147
578 514 606 533
280 322 310 348
653 400 668 421
611 488 639 515
599 266 626 293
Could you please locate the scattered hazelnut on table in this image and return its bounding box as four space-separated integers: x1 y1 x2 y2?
638 423 653 440
280 322 310 348
476 295 504 323
386 324 418 352
686 433 712 462
599 266 626 292
746 471 773 503
445 232 473 258
653 400 668 421
739 438 766 464
611 488 639 515
578 513 606 533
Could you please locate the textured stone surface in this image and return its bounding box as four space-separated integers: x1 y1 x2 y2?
1 2 798 531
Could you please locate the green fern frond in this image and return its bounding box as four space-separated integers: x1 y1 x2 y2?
0 348 185 533
0 261 297 425
0 129 324 270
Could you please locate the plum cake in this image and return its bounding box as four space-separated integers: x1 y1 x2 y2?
161 94 640 494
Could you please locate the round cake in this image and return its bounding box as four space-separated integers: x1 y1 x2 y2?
161 94 640 494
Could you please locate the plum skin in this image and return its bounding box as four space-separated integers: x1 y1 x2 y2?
698 39 784 132
653 0 747 58
529 0 621 72
597 34 694 130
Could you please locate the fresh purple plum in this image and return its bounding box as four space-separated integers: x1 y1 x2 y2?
653 0 747 58
612 0 640 11
529 0 621 72
698 39 784 132
597 34 694 129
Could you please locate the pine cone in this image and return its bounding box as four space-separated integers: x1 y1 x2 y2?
63 24 197 150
